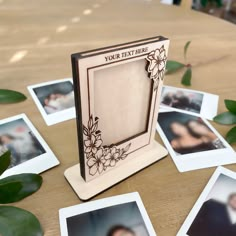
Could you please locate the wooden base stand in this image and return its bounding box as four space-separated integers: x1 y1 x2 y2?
64 140 168 201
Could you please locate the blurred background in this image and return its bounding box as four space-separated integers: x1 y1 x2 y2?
161 0 236 24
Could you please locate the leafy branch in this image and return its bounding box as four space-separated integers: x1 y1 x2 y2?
165 41 192 86
0 151 43 236
214 99 236 144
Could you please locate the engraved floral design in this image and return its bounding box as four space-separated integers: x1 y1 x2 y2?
87 148 105 176
146 45 167 90
104 147 120 167
83 115 131 176
84 134 102 154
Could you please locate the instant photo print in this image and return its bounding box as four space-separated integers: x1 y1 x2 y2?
178 167 236 236
160 86 219 120
65 36 170 200
0 114 59 178
28 78 75 126
156 110 236 172
59 192 156 236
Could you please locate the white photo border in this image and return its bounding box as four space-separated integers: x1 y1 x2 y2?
160 85 219 120
156 110 236 172
0 113 60 178
177 166 236 236
28 78 75 126
59 192 156 236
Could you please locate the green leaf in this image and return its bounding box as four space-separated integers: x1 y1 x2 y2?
184 41 191 60
225 100 236 114
181 67 192 86
226 126 236 144
201 0 207 7
0 174 42 204
0 89 27 104
0 151 11 175
165 60 185 74
216 0 223 8
0 182 22 204
0 206 43 236
214 112 236 125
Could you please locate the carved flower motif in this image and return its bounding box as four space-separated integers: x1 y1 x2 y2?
87 149 105 176
83 115 132 176
84 134 102 154
104 147 120 167
146 45 167 85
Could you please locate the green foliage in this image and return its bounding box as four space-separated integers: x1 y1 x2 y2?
214 112 236 125
165 41 192 86
225 100 236 114
0 174 42 204
214 99 236 144
0 182 22 203
226 127 236 144
0 151 11 175
0 89 26 104
0 206 43 236
165 61 185 75
181 67 192 86
201 0 223 8
0 85 39 235
184 41 191 60
0 151 43 235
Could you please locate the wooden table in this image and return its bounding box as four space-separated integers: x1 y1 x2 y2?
1 0 236 235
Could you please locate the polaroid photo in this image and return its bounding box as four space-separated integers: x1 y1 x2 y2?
178 166 236 236
28 78 75 126
160 86 219 120
0 114 59 178
59 192 156 236
156 110 236 172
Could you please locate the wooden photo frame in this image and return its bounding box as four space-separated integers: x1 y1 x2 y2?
65 36 169 199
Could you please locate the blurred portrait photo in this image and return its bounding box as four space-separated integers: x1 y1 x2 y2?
60 193 156 236
158 111 225 155
0 118 45 168
161 86 203 114
28 79 76 125
33 80 74 115
66 202 149 236
188 175 236 235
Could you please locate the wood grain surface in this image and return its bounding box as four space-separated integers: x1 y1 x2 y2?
0 0 236 235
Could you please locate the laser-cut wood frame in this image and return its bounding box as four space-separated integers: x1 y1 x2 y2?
65 36 169 199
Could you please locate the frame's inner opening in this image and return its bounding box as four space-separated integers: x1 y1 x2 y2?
92 59 152 146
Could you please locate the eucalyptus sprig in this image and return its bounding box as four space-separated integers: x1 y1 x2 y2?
0 151 43 236
214 99 236 144
165 41 192 86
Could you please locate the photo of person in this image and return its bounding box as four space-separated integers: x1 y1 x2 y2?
161 86 204 114
177 167 236 236
0 118 45 168
32 80 74 115
59 193 156 236
158 111 225 155
188 191 236 236
107 225 136 236
28 79 76 125
66 202 149 236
